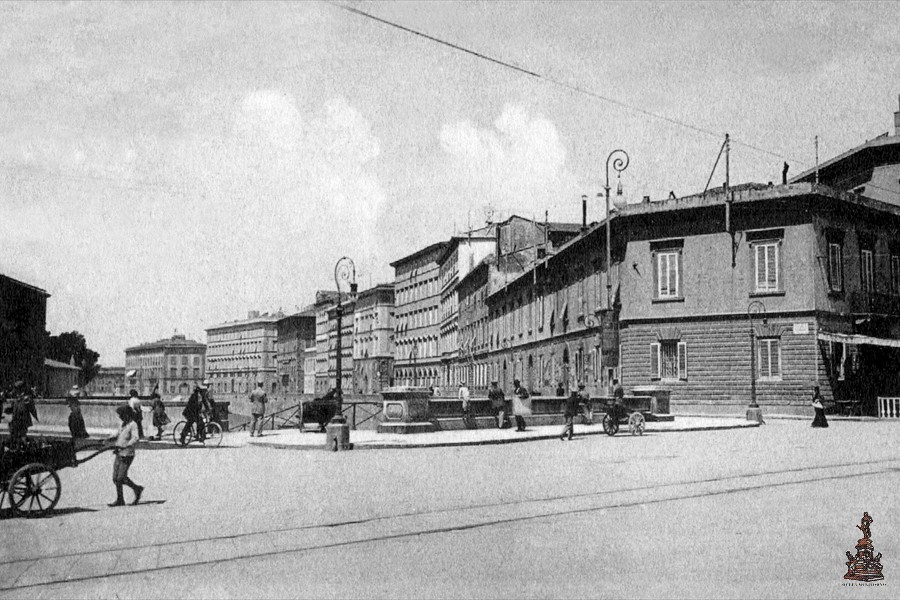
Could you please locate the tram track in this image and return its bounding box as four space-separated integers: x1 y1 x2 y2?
2 457 899 592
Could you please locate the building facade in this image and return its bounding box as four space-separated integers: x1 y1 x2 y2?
0 274 49 391
205 311 279 403
391 241 448 388
86 366 128 396
276 310 316 398
312 291 344 395
124 333 206 397
43 358 81 397
352 284 395 394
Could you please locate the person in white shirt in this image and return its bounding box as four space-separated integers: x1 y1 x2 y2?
107 405 144 507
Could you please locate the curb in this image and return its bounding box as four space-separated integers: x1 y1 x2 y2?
246 420 761 451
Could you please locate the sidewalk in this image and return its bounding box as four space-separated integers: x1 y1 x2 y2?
5 416 761 451
245 416 760 450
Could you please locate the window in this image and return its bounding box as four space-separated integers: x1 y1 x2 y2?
650 341 687 380
753 241 780 292
651 241 683 300
861 248 875 293
827 239 843 292
758 338 781 379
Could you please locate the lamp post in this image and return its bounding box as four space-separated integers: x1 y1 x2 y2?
603 150 629 310
746 300 766 424
333 257 357 422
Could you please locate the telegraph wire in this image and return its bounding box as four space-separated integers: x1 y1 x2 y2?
326 1 808 166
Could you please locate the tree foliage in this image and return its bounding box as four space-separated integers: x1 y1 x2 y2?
47 331 100 385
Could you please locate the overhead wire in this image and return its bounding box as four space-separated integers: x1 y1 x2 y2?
326 1 808 167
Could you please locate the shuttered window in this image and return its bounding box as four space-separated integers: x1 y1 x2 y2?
861 248 875 293
657 252 680 298
828 242 843 292
753 242 779 292
758 338 782 379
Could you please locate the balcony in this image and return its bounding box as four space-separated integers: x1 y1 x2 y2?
849 290 900 316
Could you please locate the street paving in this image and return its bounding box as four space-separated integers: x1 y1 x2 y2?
0 419 897 598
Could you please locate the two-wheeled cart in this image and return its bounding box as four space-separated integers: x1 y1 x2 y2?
0 437 111 517
600 400 647 436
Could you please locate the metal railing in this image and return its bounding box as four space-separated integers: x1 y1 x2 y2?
877 397 900 419
232 400 383 431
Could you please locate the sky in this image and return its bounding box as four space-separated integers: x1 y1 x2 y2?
1 1 899 364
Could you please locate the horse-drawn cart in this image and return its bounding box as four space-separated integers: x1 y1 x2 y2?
1 437 110 517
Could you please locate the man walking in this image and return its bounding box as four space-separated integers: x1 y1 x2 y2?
107 405 143 506
560 389 580 441
489 381 508 429
249 381 268 437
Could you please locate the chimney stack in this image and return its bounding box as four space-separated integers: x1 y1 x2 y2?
895 94 900 136
782 162 789 185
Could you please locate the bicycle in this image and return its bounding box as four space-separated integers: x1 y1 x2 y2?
172 414 223 448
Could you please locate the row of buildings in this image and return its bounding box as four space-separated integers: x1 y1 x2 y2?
98 104 900 416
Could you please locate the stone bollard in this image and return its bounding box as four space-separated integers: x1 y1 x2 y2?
325 421 351 451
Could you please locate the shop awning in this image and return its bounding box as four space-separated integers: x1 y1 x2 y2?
817 332 900 348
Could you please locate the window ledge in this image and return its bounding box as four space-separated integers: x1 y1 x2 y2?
750 290 786 298
652 296 685 304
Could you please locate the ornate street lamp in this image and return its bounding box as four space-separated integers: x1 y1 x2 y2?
603 149 629 310
747 300 766 424
332 256 357 422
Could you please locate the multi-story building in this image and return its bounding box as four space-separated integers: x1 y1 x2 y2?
352 284 395 394
438 235 495 390
439 217 583 392
124 333 206 397
205 311 279 405
0 273 49 391
303 346 317 395
86 366 128 396
325 299 355 394
455 216 611 397
391 241 448 388
312 291 343 395
276 310 316 398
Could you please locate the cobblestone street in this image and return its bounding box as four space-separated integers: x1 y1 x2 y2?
1 419 897 598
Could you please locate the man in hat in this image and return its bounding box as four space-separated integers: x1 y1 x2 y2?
127 389 145 439
180 383 206 444
249 380 268 437
200 380 219 425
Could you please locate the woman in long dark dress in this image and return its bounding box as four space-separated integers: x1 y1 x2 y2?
67 385 90 440
811 386 829 428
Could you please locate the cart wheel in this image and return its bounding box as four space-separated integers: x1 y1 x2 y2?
173 421 192 447
602 414 619 436
204 422 223 448
8 463 61 518
628 412 646 436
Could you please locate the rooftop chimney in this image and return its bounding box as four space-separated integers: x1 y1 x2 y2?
581 194 587 231
895 94 900 136
782 162 789 184
642 195 651 204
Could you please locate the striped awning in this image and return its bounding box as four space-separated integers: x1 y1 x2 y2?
817 331 900 348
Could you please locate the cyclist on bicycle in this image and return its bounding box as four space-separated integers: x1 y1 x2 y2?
180 383 207 444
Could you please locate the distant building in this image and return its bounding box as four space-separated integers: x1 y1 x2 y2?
352 284 395 394
125 333 206 397
87 366 128 396
43 358 80 397
0 274 50 391
302 346 317 395
276 310 316 398
312 291 344 395
391 241 448 388
205 311 279 401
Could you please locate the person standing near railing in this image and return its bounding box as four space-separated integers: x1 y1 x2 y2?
249 381 268 438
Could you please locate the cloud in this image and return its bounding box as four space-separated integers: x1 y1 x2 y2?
0 89 388 362
438 104 577 222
